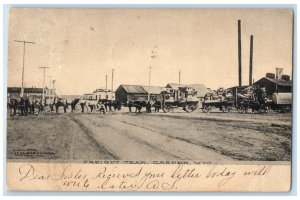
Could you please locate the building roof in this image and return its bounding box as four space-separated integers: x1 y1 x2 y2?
166 83 186 90
7 87 43 93
189 84 211 97
166 83 210 97
254 77 292 87
93 88 112 93
142 86 164 94
117 85 163 94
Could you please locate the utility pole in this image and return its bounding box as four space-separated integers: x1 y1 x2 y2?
47 76 52 97
14 39 35 97
148 46 156 101
148 66 152 101
238 20 242 87
249 35 254 85
111 69 115 92
52 80 56 98
105 74 108 91
105 74 108 99
38 67 49 102
179 70 181 84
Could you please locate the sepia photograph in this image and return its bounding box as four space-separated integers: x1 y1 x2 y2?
5 8 293 191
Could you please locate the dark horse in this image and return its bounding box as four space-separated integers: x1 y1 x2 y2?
71 99 80 113
237 87 268 113
249 87 269 113
153 101 161 113
128 101 147 113
102 100 122 112
54 97 69 113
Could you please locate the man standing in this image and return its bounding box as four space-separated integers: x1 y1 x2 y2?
98 100 106 114
30 98 35 115
146 101 152 113
19 97 25 116
24 97 30 115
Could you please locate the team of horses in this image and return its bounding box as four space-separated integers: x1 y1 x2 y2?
236 86 270 113
7 97 123 116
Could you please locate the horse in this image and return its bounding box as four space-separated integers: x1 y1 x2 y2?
250 87 269 113
78 99 97 113
71 99 80 113
34 99 46 115
8 98 14 116
54 97 69 113
99 100 121 112
127 101 147 113
45 98 55 112
9 98 18 116
153 101 162 112
237 87 269 113
86 99 98 112
108 100 122 111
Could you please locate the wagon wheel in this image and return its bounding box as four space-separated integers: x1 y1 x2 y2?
238 105 248 113
222 105 231 113
221 105 227 113
184 104 197 113
228 104 235 113
280 106 288 113
202 105 211 113
162 104 172 113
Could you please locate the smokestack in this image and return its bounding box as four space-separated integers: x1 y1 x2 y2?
249 35 253 85
238 20 242 87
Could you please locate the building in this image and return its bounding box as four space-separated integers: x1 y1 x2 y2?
92 88 115 101
253 76 292 97
115 85 163 103
82 93 93 100
165 83 211 98
7 87 56 99
60 95 82 101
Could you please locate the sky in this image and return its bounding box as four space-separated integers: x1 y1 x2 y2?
7 8 293 95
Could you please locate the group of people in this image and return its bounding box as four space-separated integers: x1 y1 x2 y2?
7 97 45 116
8 96 165 117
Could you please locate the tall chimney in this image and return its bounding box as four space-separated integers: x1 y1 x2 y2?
238 20 242 87
249 35 253 85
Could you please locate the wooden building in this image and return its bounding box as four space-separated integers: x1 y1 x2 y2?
115 85 163 103
7 87 55 99
253 77 292 97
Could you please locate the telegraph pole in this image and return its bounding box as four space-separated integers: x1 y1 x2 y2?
148 46 156 101
52 80 56 98
249 35 254 85
105 74 108 99
148 66 152 101
14 39 35 97
38 67 49 101
238 20 242 87
47 76 53 95
47 76 52 97
111 69 115 92
105 74 108 91
179 70 181 84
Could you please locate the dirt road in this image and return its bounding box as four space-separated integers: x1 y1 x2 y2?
6 111 291 162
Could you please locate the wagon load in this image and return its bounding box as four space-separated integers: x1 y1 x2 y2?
271 93 292 112
202 87 234 113
161 86 199 113
272 93 292 105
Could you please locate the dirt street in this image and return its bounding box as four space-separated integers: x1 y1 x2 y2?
6 111 291 162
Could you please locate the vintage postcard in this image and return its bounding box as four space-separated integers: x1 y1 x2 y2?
6 8 292 192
